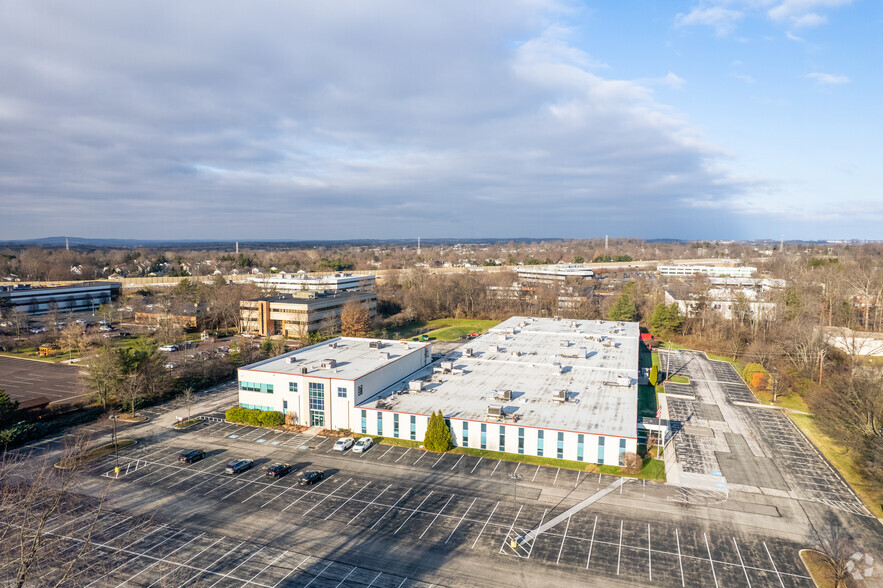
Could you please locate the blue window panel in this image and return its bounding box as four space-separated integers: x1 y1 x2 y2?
619 438 626 466
518 427 524 454
410 415 416 440
577 434 584 462
361 409 367 434
377 412 383 436
499 425 506 451
537 430 544 457
462 422 469 447
289 382 297 392
598 436 605 465
557 431 564 459
393 413 400 438
480 423 487 450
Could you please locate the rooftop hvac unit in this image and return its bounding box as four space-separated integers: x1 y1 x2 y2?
552 388 567 402
369 340 383 349
487 404 503 419
328 341 338 348
506 328 515 334
559 340 570 348
494 345 503 352
409 380 424 391
464 348 473 357
401 341 410 348
616 375 631 387
287 356 297 364
510 350 521 357
441 361 454 371
498 334 508 342
578 346 587 357
496 389 512 401
452 368 464 376
300 367 309 375
320 359 337 369
379 351 390 360
553 316 561 321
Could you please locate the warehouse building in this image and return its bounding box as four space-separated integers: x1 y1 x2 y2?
657 264 756 278
0 281 121 315
240 290 376 337
237 316 640 465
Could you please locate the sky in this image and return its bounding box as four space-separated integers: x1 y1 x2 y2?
0 1 880 241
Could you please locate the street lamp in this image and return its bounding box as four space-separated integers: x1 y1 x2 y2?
109 414 120 473
509 472 523 502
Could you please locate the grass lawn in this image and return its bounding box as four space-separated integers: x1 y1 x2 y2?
667 375 690 384
385 318 501 341
753 389 810 412
0 348 84 364
799 550 839 588
790 413 883 519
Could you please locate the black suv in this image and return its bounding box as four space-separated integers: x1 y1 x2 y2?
265 464 291 478
298 470 324 486
178 449 205 464
225 459 254 474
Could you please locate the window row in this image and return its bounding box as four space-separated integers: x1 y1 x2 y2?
239 381 273 394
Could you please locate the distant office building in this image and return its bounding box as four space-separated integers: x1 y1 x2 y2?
0 282 121 315
241 291 376 337
657 265 756 278
516 264 594 284
248 272 375 294
664 288 776 321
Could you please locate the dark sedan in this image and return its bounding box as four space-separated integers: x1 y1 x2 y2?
297 470 324 486
224 459 254 474
265 463 291 478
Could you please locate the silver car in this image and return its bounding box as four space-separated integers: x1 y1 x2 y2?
352 437 373 453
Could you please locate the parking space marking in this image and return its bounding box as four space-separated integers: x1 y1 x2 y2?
500 505 523 554
431 453 446 468
532 465 540 482
302 478 353 518
377 446 394 461
616 520 623 575
281 478 328 512
471 501 499 549
333 566 357 588
147 536 225 587
489 460 501 477
220 471 266 500
302 560 334 588
763 541 786 588
83 526 179 587
445 497 476 544
733 537 752 588
553 468 560 485
395 491 434 534
526 509 546 559
412 451 427 466
647 524 652 580
117 531 205 586
365 571 383 587
675 528 685 587
370 487 412 530
555 515 570 565
449 455 464 471
207 545 266 587
704 532 719 588
419 493 454 539
574 471 579 488
470 457 483 474
241 474 285 504
349 484 391 525
244 548 289 586
271 555 311 588
394 448 411 463
325 482 372 520
585 516 597 569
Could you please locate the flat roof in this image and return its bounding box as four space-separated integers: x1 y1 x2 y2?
239 336 429 381
362 316 640 438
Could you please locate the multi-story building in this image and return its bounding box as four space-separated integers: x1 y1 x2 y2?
240 291 376 337
515 264 594 284
657 265 756 278
248 272 375 294
0 282 121 315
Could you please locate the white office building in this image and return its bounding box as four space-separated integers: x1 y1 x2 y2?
657 265 756 278
248 272 375 294
237 316 641 465
516 264 594 284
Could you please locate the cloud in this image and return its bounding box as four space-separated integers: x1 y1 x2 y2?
733 73 756 84
0 1 766 240
807 72 851 84
768 0 852 27
677 0 851 34
675 6 744 36
785 31 804 41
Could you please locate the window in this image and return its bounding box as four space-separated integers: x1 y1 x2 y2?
518 428 524 454
537 430 544 457
480 423 487 450
619 438 626 466
361 409 367 434
239 381 273 394
308 383 325 427
410 415 417 441
598 436 605 465
557 431 564 459
393 413 400 438
337 386 347 398
241 403 273 412
462 422 469 447
499 425 506 452
577 434 584 462
289 382 297 393
358 385 363 397
377 411 383 436
282 400 287 411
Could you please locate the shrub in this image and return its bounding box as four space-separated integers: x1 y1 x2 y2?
259 411 285 427
424 410 452 452
649 364 659 386
226 407 283 428
622 452 642 474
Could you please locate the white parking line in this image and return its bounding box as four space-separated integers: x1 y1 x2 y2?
302 560 334 588
365 571 383 587
555 516 570 565
489 460 501 477
431 453 446 468
271 555 311 588
445 497 476 544
370 488 412 530
395 491 434 534
281 478 329 513
763 541 785 588
326 482 372 520
676 528 685 587
243 548 288 586
704 533 719 588
585 516 597 569
449 455 464 471
616 520 623 575
412 452 427 466
348 484 391 525
575 472 580 488
470 457 483 474
647 523 652 580
302 478 353 517
334 566 357 588
394 448 411 463
116 532 205 587
377 446 394 460
532 465 540 482
526 509 546 559
84 526 179 587
500 504 523 554
419 494 454 538
553 468 560 485
471 501 499 549
146 536 226 587
207 546 266 587
733 537 752 588
241 474 285 504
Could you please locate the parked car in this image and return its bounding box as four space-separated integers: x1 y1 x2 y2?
265 464 291 478
352 437 373 453
298 470 324 486
99 325 113 332
225 459 254 474
164 362 177 370
158 344 179 352
178 449 205 464
333 437 355 451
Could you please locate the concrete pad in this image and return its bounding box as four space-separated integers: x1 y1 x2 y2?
715 433 790 492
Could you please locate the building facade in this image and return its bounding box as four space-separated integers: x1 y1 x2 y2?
240 291 377 337
657 265 757 278
248 272 375 294
0 282 121 315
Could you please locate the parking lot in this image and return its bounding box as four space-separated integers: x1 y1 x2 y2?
83 437 814 587
0 355 85 406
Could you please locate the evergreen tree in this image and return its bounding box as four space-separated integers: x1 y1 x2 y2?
648 303 684 335
607 291 638 321
424 410 452 452
0 388 20 428
649 364 659 387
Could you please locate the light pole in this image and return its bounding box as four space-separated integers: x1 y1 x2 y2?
509 472 523 502
109 414 120 474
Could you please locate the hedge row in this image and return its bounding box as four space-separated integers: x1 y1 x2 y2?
224 407 285 428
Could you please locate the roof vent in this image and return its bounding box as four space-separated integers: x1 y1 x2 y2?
320 358 337 369
287 356 297 364
510 350 521 357
409 380 424 391
464 348 473 357
300 367 309 375
552 388 567 403
369 340 384 349
495 389 512 401
559 340 570 348
379 351 390 360
441 361 454 371
487 404 503 420
328 342 338 348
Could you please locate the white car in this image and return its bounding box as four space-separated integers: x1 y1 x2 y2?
352 437 373 453
164 362 177 370
158 344 179 352
333 437 355 451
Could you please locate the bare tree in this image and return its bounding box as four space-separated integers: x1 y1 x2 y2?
182 386 194 421
82 347 122 411
811 513 857 588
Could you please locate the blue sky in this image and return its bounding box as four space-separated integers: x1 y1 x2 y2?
0 1 879 241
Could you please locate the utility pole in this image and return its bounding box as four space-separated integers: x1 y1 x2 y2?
417 237 421 256
65 237 69 251
235 241 239 254
605 235 609 250
110 414 120 474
